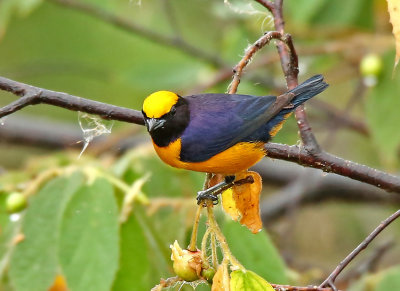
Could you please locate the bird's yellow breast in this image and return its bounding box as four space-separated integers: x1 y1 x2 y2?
152 139 266 174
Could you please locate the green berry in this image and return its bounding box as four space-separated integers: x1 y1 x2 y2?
6 192 27 213
201 267 216 284
360 54 383 77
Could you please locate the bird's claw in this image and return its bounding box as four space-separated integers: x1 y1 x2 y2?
196 191 219 205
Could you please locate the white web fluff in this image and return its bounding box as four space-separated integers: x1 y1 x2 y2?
77 112 114 158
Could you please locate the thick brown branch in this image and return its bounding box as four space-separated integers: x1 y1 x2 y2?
319 209 400 289
48 0 225 67
265 143 400 193
0 76 144 125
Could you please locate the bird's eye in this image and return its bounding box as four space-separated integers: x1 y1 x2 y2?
170 106 176 116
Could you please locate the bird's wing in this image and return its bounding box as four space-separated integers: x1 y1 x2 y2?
179 94 276 162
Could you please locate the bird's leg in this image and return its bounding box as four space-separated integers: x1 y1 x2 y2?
196 175 235 205
196 175 254 205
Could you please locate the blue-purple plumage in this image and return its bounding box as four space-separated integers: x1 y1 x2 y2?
179 75 328 163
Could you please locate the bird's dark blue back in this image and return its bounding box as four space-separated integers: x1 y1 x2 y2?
179 94 279 162
178 75 328 162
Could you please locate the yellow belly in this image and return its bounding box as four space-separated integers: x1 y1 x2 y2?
153 138 266 174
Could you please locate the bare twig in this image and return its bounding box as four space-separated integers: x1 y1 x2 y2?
229 31 288 94
319 209 400 290
336 240 394 285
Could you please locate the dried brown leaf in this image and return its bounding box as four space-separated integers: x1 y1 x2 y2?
221 171 263 233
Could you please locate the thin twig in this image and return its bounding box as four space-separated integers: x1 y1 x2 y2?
229 31 286 94
319 209 400 289
336 240 394 285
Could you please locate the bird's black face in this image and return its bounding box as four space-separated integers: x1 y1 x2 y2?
142 97 190 147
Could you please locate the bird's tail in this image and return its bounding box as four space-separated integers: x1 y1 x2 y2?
286 74 328 109
267 75 328 138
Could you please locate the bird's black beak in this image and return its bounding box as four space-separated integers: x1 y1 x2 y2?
145 118 166 132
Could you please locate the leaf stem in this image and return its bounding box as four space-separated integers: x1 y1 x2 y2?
211 233 218 269
201 227 211 263
188 205 203 251
206 205 244 270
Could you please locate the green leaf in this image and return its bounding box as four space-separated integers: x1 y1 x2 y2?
133 209 173 280
376 266 400 290
365 50 400 167
230 270 275 291
58 178 119 291
0 219 21 279
9 173 85 291
112 210 152 291
222 220 288 284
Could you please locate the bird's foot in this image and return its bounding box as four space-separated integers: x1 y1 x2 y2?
196 175 236 206
196 175 255 206
196 191 219 205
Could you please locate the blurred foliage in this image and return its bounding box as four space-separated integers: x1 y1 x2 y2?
0 147 288 290
1 0 400 290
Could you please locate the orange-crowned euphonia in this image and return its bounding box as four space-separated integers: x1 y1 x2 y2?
142 75 328 200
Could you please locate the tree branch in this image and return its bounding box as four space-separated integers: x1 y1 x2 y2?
267 0 320 153
265 143 400 193
254 160 400 224
254 0 275 13
319 209 400 290
229 31 289 94
1 75 399 195
0 76 144 125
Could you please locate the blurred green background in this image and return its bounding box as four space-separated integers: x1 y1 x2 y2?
1 0 400 290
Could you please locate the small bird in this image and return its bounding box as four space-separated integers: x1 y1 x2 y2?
142 75 328 200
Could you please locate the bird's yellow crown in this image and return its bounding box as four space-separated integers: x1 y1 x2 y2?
143 91 179 118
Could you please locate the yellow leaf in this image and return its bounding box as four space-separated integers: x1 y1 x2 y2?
387 0 400 66
221 171 263 233
230 270 275 291
212 264 230 291
222 188 240 220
